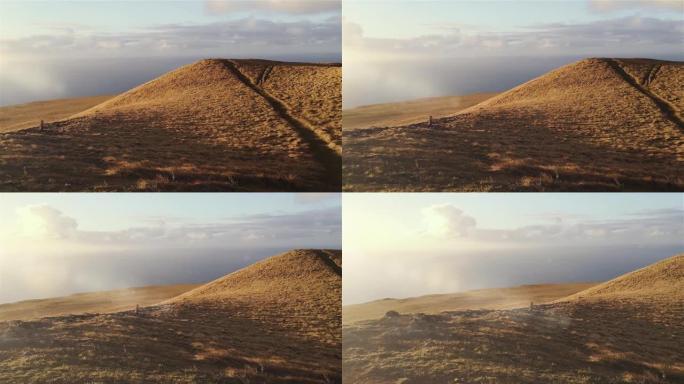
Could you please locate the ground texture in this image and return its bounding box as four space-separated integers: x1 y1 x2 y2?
343 255 684 384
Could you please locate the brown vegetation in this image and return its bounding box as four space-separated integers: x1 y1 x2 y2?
344 58 684 191
343 93 496 130
0 284 199 322
0 249 342 383
343 255 684 383
0 59 341 192
0 95 112 133
343 282 596 324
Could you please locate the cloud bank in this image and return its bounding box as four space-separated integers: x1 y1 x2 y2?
343 6 682 106
205 0 340 15
2 17 341 61
0 204 341 304
344 203 684 304
421 204 684 245
345 16 682 59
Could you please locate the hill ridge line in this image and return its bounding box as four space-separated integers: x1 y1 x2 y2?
606 59 684 130
223 60 341 190
317 250 342 276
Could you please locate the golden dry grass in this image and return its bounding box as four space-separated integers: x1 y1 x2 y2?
343 255 684 384
344 58 684 192
343 93 497 130
0 284 199 322
0 249 342 383
0 95 113 133
0 59 341 192
343 283 597 324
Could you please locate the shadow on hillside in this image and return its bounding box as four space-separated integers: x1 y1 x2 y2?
343 300 682 383
343 109 683 192
0 111 338 192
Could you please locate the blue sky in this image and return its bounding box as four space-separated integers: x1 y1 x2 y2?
0 193 341 303
343 193 684 304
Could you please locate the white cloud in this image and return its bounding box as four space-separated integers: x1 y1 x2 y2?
1 17 341 61
418 204 684 246
345 16 682 59
205 0 340 15
293 193 338 204
422 204 477 238
588 0 683 12
6 204 341 248
16 205 78 239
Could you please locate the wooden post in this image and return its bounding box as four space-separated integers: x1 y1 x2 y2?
40 120 44 131
428 115 433 126
136 304 139 316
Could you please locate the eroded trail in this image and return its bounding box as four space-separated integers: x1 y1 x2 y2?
222 60 341 190
318 250 342 276
606 59 684 130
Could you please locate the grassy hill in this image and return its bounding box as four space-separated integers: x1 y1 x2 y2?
343 254 684 383
0 59 341 192
342 93 496 130
0 249 342 383
343 282 596 324
0 284 199 322
344 58 683 192
0 95 113 133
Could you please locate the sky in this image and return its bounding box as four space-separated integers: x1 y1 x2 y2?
343 193 684 305
0 0 341 105
0 193 341 304
343 0 684 107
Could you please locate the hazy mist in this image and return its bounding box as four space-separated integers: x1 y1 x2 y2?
0 246 299 304
344 244 682 305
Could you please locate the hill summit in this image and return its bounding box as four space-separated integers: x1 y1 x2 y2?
170 249 342 305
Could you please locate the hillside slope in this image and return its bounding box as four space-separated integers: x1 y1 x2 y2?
0 284 199 322
342 93 497 130
344 58 683 192
561 254 683 302
0 249 342 383
0 95 113 133
343 282 596 324
343 255 684 383
0 59 341 192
